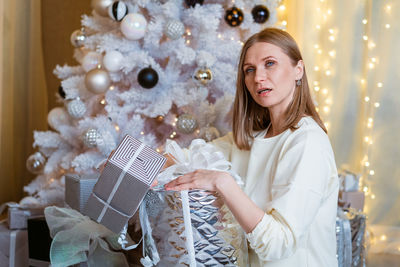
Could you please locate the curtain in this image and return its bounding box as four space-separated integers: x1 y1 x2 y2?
0 0 48 204
287 0 400 254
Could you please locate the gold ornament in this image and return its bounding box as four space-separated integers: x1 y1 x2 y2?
193 67 213 85
156 115 164 123
85 68 111 94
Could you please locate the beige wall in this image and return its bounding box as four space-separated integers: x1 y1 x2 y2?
41 0 91 110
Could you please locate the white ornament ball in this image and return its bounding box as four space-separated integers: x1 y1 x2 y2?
70 29 86 48
85 68 111 94
164 19 185 40
108 1 128 21
103 50 124 72
177 113 198 134
199 126 220 142
82 51 103 72
47 107 70 130
67 98 87 119
91 0 113 17
83 128 101 148
120 13 147 40
26 152 46 174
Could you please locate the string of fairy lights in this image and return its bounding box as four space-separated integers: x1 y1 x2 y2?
278 1 393 224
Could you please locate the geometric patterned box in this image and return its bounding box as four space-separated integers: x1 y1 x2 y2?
83 135 166 233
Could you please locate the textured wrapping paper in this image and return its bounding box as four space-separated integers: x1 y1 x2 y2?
142 139 247 266
65 173 99 212
0 222 29 267
45 206 129 267
84 135 166 233
144 190 248 267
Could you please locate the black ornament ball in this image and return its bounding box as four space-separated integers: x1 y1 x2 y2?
138 67 159 89
225 7 244 27
58 85 66 99
252 5 270 24
185 0 204 8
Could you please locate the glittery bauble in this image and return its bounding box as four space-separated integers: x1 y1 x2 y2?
103 50 124 72
67 98 87 119
91 0 113 17
138 67 159 89
82 51 103 72
251 5 270 24
177 113 198 134
83 128 100 148
185 0 204 8
199 126 220 142
121 13 147 40
26 152 46 174
225 6 244 27
47 107 70 130
193 67 213 85
85 68 111 94
70 29 86 48
108 1 128 21
58 85 66 99
164 19 185 40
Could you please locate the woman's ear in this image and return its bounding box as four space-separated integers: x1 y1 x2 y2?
295 60 304 80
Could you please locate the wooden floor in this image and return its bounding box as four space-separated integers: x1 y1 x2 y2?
367 253 400 267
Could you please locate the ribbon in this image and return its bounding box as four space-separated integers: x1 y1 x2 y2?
337 209 352 267
45 206 130 267
96 143 145 223
157 139 242 185
181 190 196 267
9 230 18 267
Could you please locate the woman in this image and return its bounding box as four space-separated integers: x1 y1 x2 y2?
165 28 339 267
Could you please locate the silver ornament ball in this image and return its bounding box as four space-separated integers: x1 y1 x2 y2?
164 19 185 40
67 98 87 119
193 67 213 85
199 126 220 142
91 0 113 17
85 68 111 94
70 29 86 48
83 128 101 148
177 113 198 134
26 152 46 174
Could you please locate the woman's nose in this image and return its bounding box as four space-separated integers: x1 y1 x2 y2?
254 69 266 83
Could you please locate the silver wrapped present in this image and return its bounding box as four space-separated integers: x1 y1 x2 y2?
141 139 248 266
0 222 29 266
336 208 366 267
0 202 44 230
142 189 248 267
65 173 99 212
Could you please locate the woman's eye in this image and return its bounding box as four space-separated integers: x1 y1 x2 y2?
265 61 274 67
245 68 255 74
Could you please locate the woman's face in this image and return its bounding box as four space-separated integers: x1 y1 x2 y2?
243 42 303 116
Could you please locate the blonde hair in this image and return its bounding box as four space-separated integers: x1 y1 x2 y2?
232 28 326 150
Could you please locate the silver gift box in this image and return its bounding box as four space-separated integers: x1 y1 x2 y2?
7 204 44 230
144 189 248 266
65 173 99 212
0 222 29 267
83 135 166 233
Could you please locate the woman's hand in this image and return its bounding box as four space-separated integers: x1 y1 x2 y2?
164 169 232 193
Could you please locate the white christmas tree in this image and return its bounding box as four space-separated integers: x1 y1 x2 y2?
23 0 280 206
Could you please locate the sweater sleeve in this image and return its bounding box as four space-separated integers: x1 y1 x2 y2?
246 127 335 261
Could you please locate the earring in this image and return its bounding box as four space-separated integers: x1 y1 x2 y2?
296 79 302 86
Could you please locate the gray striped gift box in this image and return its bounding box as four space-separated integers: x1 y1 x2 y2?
83 135 166 233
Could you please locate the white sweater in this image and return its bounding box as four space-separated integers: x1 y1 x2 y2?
213 117 339 267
